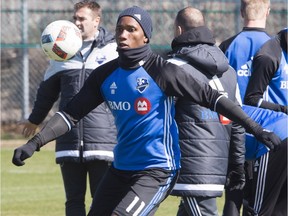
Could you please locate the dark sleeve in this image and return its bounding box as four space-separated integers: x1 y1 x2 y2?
229 121 246 166
28 74 61 125
244 41 285 112
61 60 118 121
30 112 72 149
150 57 263 135
227 69 246 166
215 97 263 135
157 61 220 110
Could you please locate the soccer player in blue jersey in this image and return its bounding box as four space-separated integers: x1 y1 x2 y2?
219 0 271 102
219 1 272 215
12 6 282 216
242 28 288 216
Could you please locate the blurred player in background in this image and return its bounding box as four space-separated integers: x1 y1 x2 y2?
220 0 287 216
219 0 272 215
219 0 271 102
241 28 288 216
19 1 118 215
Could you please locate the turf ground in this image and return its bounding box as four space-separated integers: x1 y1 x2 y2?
1 140 225 215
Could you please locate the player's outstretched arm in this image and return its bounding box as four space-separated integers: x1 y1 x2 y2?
216 97 282 150
12 112 72 166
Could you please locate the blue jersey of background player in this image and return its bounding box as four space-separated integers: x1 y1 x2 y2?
219 0 271 102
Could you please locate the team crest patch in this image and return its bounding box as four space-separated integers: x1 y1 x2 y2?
95 53 107 64
136 78 149 93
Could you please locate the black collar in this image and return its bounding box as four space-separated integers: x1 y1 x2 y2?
117 44 152 69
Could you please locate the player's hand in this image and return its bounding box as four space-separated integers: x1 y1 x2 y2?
18 119 38 138
225 165 245 191
254 129 281 151
12 141 38 166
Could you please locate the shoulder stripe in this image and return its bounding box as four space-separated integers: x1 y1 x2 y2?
167 57 188 66
56 112 72 131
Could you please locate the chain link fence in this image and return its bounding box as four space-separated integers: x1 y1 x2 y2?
1 0 287 128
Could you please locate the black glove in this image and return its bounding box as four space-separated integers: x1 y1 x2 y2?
12 135 40 166
254 128 281 151
225 165 245 191
281 105 288 114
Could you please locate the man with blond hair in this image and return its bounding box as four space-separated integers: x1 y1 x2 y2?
220 0 271 101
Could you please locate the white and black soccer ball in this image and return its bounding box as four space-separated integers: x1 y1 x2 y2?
41 20 82 61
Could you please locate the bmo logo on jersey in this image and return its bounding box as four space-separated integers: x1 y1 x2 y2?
107 101 131 111
136 78 149 93
280 81 288 89
134 97 151 115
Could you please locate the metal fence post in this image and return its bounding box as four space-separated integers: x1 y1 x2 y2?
235 1 241 34
21 0 29 119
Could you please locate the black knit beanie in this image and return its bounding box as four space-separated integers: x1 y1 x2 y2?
117 6 153 41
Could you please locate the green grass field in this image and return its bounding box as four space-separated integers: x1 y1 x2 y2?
1 140 225 215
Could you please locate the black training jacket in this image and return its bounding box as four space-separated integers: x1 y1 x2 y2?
168 26 246 197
